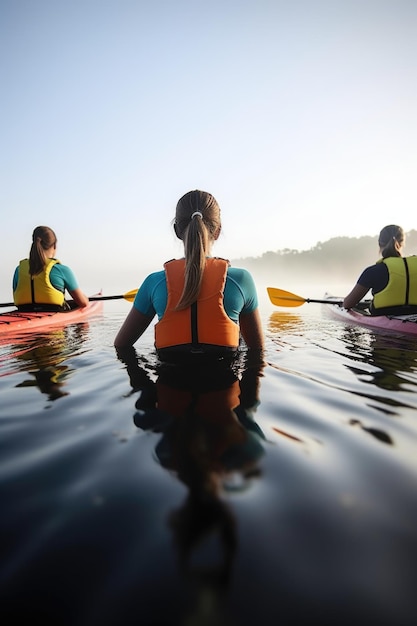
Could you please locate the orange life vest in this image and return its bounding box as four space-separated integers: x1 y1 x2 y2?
155 258 240 357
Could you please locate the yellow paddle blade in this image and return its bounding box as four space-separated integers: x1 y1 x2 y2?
267 288 307 307
267 287 350 308
123 289 138 302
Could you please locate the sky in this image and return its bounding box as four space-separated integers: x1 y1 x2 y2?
1 0 416 299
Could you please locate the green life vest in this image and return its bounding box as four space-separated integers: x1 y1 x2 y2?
373 256 417 310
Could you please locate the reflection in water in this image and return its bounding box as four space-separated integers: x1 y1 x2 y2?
267 311 309 350
340 326 417 392
117 347 265 624
268 311 304 334
269 310 417 396
337 327 417 424
16 364 70 401
266 310 416 443
2 324 91 401
348 418 394 445
366 335 417 393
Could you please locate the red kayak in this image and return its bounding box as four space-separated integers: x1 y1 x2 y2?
324 296 417 337
0 294 104 337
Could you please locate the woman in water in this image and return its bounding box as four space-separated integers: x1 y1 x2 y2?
114 190 264 359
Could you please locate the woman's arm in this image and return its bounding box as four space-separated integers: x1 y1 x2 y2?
68 287 89 308
114 307 154 348
343 284 370 309
239 308 264 350
57 265 89 308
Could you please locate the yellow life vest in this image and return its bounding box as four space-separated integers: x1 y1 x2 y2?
13 258 65 308
155 257 240 356
373 256 417 310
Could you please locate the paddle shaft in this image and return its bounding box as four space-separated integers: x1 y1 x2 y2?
287 297 344 305
0 290 138 308
88 295 126 301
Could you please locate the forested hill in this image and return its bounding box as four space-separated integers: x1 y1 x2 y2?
232 230 417 283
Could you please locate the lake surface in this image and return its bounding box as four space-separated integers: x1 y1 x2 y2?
1 298 416 626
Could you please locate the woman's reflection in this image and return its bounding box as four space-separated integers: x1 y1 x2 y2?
322 325 417 442
8 324 90 401
116 347 265 622
339 326 417 393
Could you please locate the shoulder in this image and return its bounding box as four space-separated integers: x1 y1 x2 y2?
51 262 73 275
227 265 252 276
142 269 166 286
361 263 379 272
358 263 387 285
227 266 255 284
138 270 167 298
226 266 258 312
226 266 257 299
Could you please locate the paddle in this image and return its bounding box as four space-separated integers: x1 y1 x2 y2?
267 287 370 310
0 289 138 309
88 289 137 302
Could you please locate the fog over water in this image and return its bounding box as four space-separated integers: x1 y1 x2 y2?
3 228 417 307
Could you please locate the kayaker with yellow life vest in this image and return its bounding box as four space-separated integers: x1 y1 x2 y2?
114 190 264 359
343 225 417 316
13 226 89 311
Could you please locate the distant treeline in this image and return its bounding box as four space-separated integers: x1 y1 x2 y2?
232 230 417 282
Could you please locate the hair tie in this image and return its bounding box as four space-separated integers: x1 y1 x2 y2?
190 211 203 219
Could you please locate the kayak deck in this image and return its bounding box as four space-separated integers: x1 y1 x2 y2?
0 295 104 337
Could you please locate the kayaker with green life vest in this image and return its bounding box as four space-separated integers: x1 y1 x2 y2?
343 225 417 316
13 226 89 311
114 190 264 359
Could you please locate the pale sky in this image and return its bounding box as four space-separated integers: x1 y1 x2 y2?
1 0 416 299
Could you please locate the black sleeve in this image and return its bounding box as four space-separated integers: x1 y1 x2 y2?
357 263 389 293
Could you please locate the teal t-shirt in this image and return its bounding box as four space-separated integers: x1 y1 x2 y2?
133 266 258 322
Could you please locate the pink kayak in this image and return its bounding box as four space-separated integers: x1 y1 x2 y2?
324 298 417 337
0 294 104 337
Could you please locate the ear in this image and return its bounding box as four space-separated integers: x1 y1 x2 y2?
173 222 182 240
213 227 221 241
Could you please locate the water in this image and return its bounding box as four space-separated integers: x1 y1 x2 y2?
0 300 416 626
